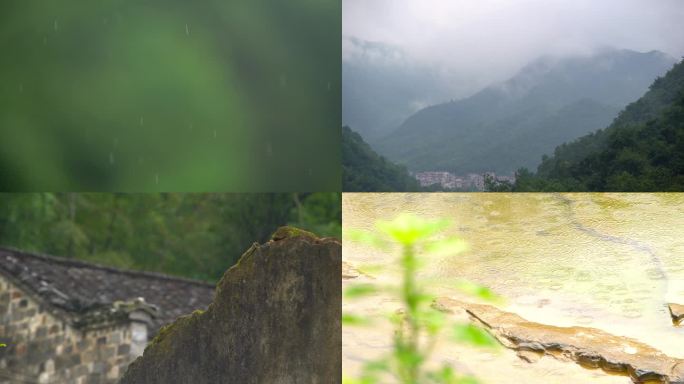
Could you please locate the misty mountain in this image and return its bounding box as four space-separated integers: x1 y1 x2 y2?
375 49 676 174
342 37 474 141
342 126 421 192
513 58 684 191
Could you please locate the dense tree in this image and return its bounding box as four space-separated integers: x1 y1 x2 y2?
0 193 340 282
514 59 684 191
342 126 422 192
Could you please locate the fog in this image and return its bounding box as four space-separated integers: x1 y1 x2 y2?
344 0 684 95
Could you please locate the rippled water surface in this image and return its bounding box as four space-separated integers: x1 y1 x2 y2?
343 193 684 357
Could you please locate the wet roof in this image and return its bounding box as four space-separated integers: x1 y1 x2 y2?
0 247 215 335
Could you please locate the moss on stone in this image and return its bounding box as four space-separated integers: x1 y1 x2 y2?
270 226 317 242
120 227 342 384
146 310 203 350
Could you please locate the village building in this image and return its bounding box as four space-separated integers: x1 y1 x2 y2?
0 247 215 383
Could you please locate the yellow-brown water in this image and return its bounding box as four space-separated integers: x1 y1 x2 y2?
343 193 684 382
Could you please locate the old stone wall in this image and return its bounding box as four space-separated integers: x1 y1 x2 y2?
120 230 341 384
0 275 137 384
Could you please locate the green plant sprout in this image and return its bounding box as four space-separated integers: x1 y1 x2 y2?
343 213 500 384
0 343 6 348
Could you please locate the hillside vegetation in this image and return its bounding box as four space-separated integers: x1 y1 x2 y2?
0 193 341 281
512 58 684 191
376 49 674 175
342 126 421 191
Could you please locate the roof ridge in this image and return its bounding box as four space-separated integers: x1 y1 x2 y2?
0 246 215 288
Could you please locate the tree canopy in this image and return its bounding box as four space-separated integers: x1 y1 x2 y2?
0 193 340 282
342 126 421 192
512 59 684 191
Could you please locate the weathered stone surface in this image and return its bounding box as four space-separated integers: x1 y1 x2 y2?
434 297 684 384
0 275 141 384
669 303 684 326
120 228 341 384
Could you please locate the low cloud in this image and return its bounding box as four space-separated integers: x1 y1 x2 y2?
344 0 684 86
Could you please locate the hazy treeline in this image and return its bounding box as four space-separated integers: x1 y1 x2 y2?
342 126 421 192
508 58 684 191
0 193 340 281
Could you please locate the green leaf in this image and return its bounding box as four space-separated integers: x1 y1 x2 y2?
360 358 390 384
357 263 385 275
345 284 379 299
454 280 502 302
394 345 424 370
425 238 468 257
452 323 498 348
414 292 436 305
0 343 6 348
428 365 481 384
418 309 445 335
376 214 450 245
342 313 371 326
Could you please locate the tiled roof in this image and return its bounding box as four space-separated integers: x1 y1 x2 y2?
0 247 215 336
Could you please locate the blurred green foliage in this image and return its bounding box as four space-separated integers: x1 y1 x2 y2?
0 192 340 282
344 214 498 384
0 0 340 191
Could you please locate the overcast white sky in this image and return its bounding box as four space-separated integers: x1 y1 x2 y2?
344 0 684 85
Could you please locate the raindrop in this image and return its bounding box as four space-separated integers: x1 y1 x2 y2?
185 23 190 36
54 19 59 31
140 116 144 126
43 36 48 45
213 130 217 138
279 74 287 87
266 142 273 156
18 83 23 93
154 173 159 185
189 123 193 131
327 82 331 91
109 152 115 165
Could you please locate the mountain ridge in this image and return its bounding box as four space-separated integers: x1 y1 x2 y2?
375 48 676 174
512 57 684 191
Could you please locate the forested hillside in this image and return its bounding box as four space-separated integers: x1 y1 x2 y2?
513 58 684 191
342 126 421 191
0 193 341 281
376 49 674 174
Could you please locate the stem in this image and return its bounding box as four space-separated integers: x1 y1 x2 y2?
402 244 421 384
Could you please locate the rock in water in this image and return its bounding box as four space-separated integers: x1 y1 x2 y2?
434 297 684 384
120 227 341 384
669 303 684 326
